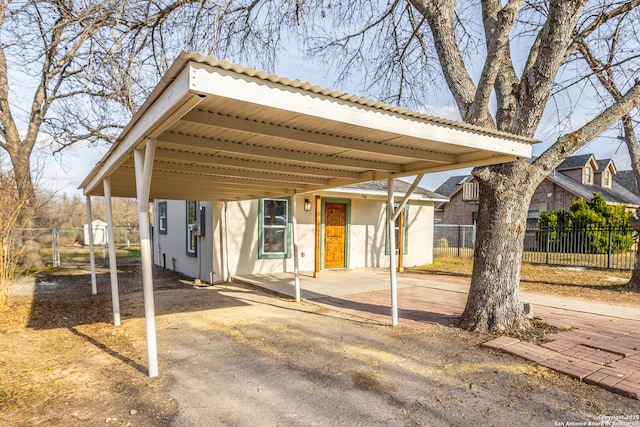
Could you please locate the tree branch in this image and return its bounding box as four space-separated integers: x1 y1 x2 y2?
532 79 640 180
408 0 477 118
464 0 523 127
513 0 588 137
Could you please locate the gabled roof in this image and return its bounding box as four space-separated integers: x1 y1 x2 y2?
79 52 535 201
557 154 596 171
548 171 640 206
434 175 472 198
334 180 448 201
596 158 615 172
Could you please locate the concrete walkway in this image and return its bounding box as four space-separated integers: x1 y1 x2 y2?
234 268 640 400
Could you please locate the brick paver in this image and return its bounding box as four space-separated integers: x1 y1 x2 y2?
483 320 640 399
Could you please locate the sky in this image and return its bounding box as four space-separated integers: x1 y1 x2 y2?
29 46 636 199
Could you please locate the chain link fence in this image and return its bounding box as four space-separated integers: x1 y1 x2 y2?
19 226 141 268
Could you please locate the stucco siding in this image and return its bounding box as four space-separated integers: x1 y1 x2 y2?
154 200 214 282
155 193 436 280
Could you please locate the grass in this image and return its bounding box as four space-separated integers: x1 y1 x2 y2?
410 256 640 306
39 245 141 261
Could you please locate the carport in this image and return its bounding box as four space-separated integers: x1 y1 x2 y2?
79 52 535 377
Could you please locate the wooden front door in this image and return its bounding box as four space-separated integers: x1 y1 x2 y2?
324 203 346 268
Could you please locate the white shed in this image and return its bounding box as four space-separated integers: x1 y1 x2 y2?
83 220 108 246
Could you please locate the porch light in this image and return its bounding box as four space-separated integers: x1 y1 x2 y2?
304 198 311 211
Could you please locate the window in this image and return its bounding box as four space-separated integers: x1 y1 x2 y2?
186 201 198 257
604 170 611 187
385 204 409 255
527 210 540 228
472 211 479 226
158 201 168 234
584 166 592 184
259 198 290 259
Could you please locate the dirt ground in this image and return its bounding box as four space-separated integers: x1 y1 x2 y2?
1 266 639 426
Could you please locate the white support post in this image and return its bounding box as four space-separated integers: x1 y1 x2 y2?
291 192 301 302
86 195 97 295
103 177 121 326
387 176 398 326
134 139 159 378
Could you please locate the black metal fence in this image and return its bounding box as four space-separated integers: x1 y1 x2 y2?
433 224 476 258
433 224 638 270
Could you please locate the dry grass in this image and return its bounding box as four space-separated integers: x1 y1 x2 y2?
412 256 640 306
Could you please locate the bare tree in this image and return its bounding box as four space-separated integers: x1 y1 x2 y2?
575 20 640 291
3 0 640 331
136 0 640 332
0 167 29 309
0 0 151 265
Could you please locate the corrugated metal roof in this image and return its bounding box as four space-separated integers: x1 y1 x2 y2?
182 52 536 144
79 52 535 201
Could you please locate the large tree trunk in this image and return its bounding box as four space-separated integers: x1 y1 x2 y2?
620 116 640 292
459 161 535 333
10 152 44 268
627 213 640 292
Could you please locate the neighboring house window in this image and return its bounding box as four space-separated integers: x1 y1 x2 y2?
186 201 198 257
472 211 479 226
527 210 540 229
158 201 168 234
385 204 409 255
604 170 611 187
259 198 291 259
584 166 592 184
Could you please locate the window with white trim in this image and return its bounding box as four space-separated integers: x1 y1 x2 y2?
584 166 592 184
158 201 167 234
259 198 290 259
186 201 198 257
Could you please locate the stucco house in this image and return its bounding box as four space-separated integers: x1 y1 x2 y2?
153 180 447 283
435 154 640 226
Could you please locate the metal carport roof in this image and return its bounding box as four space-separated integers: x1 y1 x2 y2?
80 52 535 200
79 52 536 378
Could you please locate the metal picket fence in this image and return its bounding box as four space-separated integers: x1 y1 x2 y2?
433 224 476 258
434 224 638 270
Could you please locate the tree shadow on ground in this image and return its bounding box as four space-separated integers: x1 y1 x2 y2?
26 265 250 330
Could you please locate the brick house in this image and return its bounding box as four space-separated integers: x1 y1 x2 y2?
435 154 640 226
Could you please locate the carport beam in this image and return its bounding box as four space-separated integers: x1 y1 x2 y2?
134 140 159 378
292 192 301 302
86 195 97 295
103 177 121 326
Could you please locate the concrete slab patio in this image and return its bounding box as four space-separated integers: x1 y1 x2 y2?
234 268 640 400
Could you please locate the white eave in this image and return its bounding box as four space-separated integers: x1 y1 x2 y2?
79 52 537 201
